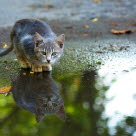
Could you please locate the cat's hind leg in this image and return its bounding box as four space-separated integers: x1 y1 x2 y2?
16 55 31 69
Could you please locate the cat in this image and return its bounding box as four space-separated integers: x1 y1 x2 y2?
11 69 66 122
0 19 65 72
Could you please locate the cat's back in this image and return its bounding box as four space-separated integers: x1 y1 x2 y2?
12 18 54 37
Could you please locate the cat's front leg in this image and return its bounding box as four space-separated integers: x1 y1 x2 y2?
42 64 52 71
20 62 31 69
32 65 43 72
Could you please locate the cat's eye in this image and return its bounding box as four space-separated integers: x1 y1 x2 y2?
52 103 57 107
42 52 46 55
52 52 57 56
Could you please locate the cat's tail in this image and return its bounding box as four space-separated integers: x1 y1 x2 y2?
0 43 13 57
0 29 15 57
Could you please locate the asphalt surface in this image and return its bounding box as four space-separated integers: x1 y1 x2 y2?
0 0 136 74
0 0 136 27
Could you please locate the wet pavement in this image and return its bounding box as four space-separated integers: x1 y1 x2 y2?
0 0 136 136
0 0 136 27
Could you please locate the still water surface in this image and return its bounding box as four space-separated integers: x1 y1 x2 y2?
0 40 136 136
0 67 136 136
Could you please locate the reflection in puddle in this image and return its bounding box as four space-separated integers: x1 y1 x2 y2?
11 70 65 122
103 70 136 135
0 68 136 135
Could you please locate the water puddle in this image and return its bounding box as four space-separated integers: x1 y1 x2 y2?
0 40 136 135
0 67 136 135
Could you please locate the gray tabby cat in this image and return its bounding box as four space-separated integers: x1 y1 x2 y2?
0 19 65 72
11 70 66 122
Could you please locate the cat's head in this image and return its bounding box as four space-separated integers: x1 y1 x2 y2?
34 32 65 64
36 95 66 122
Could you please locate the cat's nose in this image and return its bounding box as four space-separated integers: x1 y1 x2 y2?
47 60 50 63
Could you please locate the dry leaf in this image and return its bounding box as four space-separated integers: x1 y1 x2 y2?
83 24 90 28
93 0 101 3
30 71 34 74
43 4 54 8
82 33 89 37
111 29 134 34
3 44 8 48
109 22 118 26
0 43 6 47
23 73 26 76
0 86 12 94
91 18 99 22
71 13 77 16
132 24 136 26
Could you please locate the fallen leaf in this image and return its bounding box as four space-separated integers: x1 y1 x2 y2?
92 0 101 3
82 33 89 37
30 71 34 74
3 44 8 48
83 24 90 28
111 29 134 34
43 4 54 8
23 73 27 76
132 23 136 26
96 60 102 64
71 13 77 16
108 22 118 26
0 86 12 94
29 4 54 10
91 18 99 22
0 43 7 47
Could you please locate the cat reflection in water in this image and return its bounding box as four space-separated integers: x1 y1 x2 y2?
11 70 65 122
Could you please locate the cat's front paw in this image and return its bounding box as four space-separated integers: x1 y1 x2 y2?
32 65 42 72
43 65 52 71
20 62 31 69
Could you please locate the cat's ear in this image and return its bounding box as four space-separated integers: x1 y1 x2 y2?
55 34 65 48
34 32 44 47
35 108 45 123
55 105 66 120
